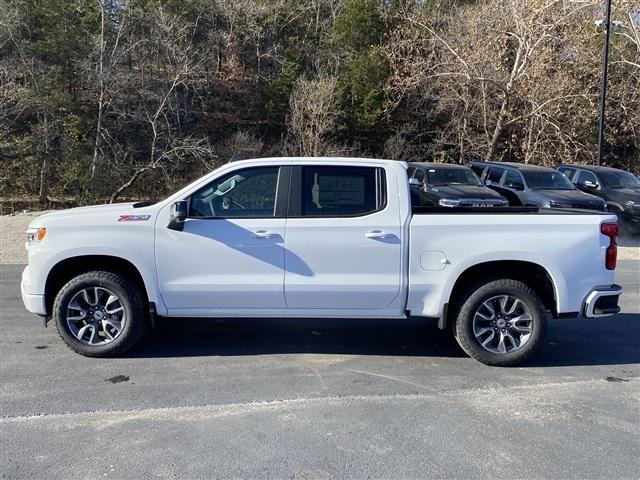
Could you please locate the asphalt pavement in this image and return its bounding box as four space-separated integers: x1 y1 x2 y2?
1 262 639 479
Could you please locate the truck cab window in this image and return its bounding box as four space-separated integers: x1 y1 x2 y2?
504 170 525 190
558 167 576 180
487 167 505 184
189 166 279 218
576 170 598 186
300 166 385 216
470 165 486 178
412 168 425 184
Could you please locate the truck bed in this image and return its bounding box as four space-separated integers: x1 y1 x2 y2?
406 208 617 319
412 205 611 215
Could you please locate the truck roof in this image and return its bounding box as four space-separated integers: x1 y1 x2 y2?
470 161 556 172
409 162 471 170
228 156 405 167
557 164 629 174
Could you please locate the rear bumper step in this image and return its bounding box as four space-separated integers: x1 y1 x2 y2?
583 284 623 318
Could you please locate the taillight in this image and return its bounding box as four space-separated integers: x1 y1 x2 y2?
601 222 618 270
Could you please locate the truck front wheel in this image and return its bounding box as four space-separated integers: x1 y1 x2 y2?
453 279 546 366
52 270 146 357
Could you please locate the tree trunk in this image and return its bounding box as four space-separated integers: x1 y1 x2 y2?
89 3 106 189
38 114 50 205
486 94 509 159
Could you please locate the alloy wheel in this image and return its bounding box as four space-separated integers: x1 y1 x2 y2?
66 287 126 346
472 294 533 354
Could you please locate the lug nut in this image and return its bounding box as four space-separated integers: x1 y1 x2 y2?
501 328 506 332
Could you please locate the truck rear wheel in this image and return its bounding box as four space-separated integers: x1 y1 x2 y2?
52 270 146 357
452 279 546 366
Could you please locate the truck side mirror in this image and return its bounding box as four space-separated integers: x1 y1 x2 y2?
168 200 188 231
408 178 422 187
582 180 599 190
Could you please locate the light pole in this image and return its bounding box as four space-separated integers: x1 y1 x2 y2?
597 0 613 166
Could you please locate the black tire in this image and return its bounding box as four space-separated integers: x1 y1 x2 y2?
52 270 146 357
452 279 546 366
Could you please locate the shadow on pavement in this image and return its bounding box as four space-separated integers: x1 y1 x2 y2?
129 313 640 367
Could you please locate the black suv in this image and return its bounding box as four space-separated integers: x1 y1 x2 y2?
469 161 606 210
556 164 640 231
407 162 508 207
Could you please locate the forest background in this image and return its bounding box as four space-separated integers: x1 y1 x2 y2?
1 0 638 207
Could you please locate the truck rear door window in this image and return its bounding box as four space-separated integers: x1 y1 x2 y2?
299 166 386 217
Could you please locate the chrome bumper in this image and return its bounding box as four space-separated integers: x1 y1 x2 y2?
583 284 623 318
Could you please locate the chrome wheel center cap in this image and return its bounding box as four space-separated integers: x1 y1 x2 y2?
496 319 506 328
93 311 104 321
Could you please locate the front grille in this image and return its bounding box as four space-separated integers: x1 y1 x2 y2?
458 199 506 207
578 203 604 211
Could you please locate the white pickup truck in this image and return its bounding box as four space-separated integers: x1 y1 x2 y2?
22 158 623 365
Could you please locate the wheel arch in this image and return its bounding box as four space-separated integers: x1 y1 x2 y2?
44 255 150 315
443 260 557 328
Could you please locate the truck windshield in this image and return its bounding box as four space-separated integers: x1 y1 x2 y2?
428 168 482 187
523 171 575 190
599 171 640 189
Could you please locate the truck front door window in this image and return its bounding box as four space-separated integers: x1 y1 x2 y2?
487 167 505 185
189 167 279 218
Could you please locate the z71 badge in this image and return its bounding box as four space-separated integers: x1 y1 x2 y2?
117 214 151 222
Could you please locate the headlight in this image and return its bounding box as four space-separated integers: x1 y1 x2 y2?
549 201 572 208
25 227 47 245
438 198 461 207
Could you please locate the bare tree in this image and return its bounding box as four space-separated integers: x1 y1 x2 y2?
0 2 53 202
89 0 132 189
387 0 639 166
110 6 211 202
286 76 340 156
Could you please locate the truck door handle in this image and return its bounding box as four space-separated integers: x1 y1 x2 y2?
252 230 275 239
365 230 389 239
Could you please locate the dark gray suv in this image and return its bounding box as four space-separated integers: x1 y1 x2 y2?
469 161 606 211
556 164 640 232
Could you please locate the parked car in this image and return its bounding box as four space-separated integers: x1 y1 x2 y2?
556 164 640 233
407 162 508 207
469 161 606 210
22 157 622 366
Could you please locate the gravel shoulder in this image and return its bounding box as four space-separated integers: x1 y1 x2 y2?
0 212 52 264
2 211 638 264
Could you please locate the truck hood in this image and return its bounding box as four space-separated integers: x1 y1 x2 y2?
535 189 605 209
427 185 505 200
606 188 640 204
30 202 143 226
